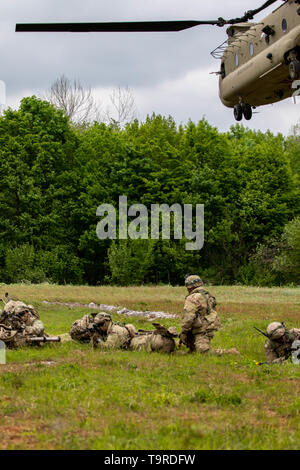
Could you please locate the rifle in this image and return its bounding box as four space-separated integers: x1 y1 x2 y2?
253 326 269 339
27 336 61 344
256 360 285 366
86 324 107 348
137 329 153 336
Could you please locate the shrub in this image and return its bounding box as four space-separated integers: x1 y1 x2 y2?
108 239 155 286
4 244 46 283
273 217 300 284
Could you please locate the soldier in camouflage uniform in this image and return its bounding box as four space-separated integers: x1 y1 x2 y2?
129 323 178 353
70 312 137 350
264 322 300 364
180 275 221 353
92 313 137 350
0 298 45 349
69 313 98 343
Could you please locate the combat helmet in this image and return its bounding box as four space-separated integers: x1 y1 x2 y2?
14 305 31 316
185 275 203 290
93 312 112 325
3 301 28 316
267 322 286 340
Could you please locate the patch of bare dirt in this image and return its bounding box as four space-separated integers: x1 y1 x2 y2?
0 360 57 374
0 416 40 449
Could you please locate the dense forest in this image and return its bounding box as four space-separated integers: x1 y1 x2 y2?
0 96 299 286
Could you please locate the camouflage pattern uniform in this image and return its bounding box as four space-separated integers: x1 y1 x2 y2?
264 322 300 364
180 275 221 353
93 313 136 350
0 325 18 347
129 323 178 353
70 313 97 343
70 312 137 350
0 300 44 348
58 333 73 343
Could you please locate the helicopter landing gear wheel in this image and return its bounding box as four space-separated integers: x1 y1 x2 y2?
289 60 300 80
234 104 243 121
242 103 252 120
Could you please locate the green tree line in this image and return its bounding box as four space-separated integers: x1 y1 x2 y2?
0 96 299 286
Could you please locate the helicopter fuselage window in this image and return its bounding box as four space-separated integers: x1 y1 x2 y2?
282 19 287 33
235 53 239 67
249 43 254 56
220 63 226 79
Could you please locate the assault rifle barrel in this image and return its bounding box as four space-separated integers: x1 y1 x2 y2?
253 326 269 339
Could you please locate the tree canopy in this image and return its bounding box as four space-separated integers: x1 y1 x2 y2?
0 96 299 286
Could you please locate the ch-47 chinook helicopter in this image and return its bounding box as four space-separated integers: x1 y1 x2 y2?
15 0 300 121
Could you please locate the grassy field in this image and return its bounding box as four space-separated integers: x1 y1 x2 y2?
0 284 299 450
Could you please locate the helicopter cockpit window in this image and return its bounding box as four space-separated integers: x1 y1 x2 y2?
235 53 239 67
249 43 254 56
282 19 287 33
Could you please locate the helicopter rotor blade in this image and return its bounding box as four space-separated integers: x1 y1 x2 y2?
15 20 223 33
15 0 281 33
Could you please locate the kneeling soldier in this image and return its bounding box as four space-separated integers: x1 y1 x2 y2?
180 275 221 353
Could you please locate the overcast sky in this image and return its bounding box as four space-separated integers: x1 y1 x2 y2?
0 0 299 134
